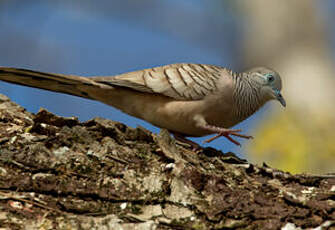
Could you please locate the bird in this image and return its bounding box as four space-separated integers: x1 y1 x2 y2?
0 63 285 148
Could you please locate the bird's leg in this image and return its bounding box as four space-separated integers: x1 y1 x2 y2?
171 132 201 150
202 125 253 146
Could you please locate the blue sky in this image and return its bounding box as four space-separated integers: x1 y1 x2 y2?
1 1 334 156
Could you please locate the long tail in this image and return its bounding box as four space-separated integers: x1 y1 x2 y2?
0 67 111 100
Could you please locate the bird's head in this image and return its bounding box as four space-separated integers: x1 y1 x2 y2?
248 67 286 107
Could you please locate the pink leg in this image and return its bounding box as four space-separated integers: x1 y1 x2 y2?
202 125 253 146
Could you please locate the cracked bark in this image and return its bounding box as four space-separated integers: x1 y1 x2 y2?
0 94 334 230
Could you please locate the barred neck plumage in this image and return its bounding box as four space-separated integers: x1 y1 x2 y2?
231 71 264 121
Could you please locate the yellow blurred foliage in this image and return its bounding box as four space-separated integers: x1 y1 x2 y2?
247 110 335 174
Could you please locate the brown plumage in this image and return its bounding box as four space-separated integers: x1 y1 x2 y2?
0 63 285 147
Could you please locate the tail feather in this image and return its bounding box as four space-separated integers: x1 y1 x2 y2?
0 67 105 100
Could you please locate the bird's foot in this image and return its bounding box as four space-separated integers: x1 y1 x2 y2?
172 132 201 151
203 126 253 146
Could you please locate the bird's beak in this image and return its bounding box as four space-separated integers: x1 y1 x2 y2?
275 90 286 107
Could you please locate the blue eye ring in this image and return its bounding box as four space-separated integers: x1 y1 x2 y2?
265 73 275 82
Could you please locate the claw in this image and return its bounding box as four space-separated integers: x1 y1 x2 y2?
172 132 201 151
203 129 253 145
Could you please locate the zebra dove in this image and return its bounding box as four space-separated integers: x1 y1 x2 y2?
0 64 285 147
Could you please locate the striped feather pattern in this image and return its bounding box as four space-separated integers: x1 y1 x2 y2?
93 63 224 100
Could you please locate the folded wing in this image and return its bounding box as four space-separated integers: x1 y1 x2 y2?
93 63 224 100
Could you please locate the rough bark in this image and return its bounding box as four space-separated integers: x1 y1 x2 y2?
0 94 334 230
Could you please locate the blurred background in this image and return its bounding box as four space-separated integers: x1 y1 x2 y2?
0 0 334 174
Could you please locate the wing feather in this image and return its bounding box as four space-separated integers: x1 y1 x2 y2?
93 63 226 100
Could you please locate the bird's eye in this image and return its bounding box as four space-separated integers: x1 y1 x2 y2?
267 74 275 82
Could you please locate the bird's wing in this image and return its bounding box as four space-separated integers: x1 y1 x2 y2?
92 63 227 100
